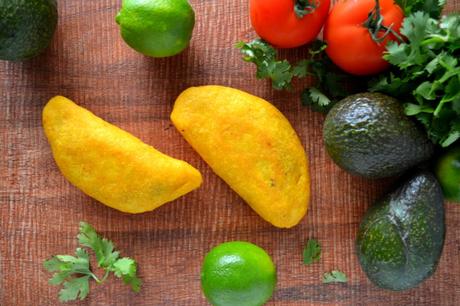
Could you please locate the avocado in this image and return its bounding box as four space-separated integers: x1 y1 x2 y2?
323 93 434 178
0 0 57 61
357 171 445 291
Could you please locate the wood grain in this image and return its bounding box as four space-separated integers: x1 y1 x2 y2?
1 1 459 305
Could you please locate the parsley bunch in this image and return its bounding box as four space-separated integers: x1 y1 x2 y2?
370 12 460 147
44 222 141 302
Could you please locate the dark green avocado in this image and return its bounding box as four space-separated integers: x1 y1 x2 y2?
0 0 57 61
357 171 445 291
323 93 434 179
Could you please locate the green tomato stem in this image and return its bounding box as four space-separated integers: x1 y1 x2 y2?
363 0 403 44
294 0 318 18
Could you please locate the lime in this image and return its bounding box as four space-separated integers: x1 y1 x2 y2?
201 241 277 306
116 0 195 58
436 147 460 203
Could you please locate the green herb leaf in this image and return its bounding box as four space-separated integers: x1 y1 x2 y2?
414 81 436 100
44 222 141 302
301 88 334 113
292 60 310 78
58 276 90 302
78 222 120 268
323 270 348 283
303 239 321 265
113 257 142 292
404 103 434 115
452 98 460 114
441 129 460 147
43 248 92 302
384 41 410 67
43 256 65 272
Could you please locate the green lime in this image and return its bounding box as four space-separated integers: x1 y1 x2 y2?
436 147 460 203
115 0 195 58
201 241 276 306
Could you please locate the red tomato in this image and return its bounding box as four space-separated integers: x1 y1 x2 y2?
324 0 404 76
250 0 331 48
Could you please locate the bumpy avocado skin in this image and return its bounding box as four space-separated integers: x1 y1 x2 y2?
357 171 445 291
0 0 57 61
323 93 433 178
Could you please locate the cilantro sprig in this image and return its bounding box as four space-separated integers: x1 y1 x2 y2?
370 12 460 147
44 222 141 302
237 39 353 112
236 39 308 90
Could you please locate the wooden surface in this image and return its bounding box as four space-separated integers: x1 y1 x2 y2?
1 1 460 305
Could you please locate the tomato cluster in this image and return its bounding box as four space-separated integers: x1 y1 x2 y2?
250 0 404 76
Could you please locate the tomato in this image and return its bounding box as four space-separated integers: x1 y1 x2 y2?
324 0 404 76
250 0 331 48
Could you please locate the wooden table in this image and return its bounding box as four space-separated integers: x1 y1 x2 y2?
1 1 459 305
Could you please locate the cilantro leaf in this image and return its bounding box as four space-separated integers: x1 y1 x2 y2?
44 222 141 302
414 81 436 100
44 248 92 280
113 257 142 292
44 256 65 272
268 60 295 90
440 119 460 147
59 276 90 302
441 129 460 147
113 257 136 276
78 222 120 268
404 103 434 115
369 73 410 96
301 88 333 113
323 270 348 283
292 60 310 78
303 239 321 265
44 248 92 302
308 88 331 107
